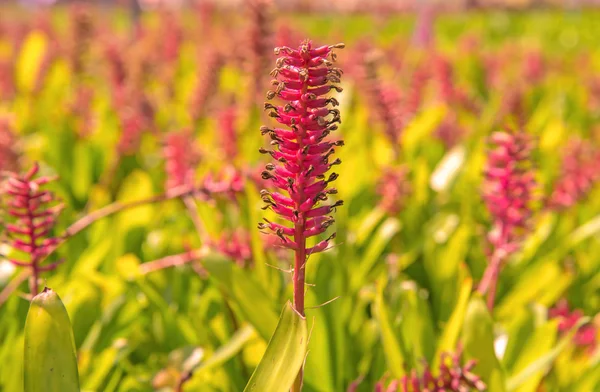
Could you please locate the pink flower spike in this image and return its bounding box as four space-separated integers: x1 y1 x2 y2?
478 128 537 311
260 40 344 322
1 163 62 296
163 129 200 193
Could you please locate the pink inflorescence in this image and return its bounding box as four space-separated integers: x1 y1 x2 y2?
375 352 486 392
163 129 200 192
219 106 239 159
483 130 536 260
377 166 411 215
1 163 63 293
258 40 344 255
201 166 246 202
362 51 403 151
213 230 253 268
549 299 598 353
548 138 600 210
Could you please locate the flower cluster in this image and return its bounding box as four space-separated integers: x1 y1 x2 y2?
362 52 404 151
163 129 200 193
482 130 536 261
258 41 344 258
219 106 239 160
435 113 464 148
478 130 536 310
68 4 94 77
246 0 273 102
1 163 62 295
375 352 486 392
190 48 223 121
548 138 600 210
406 65 429 119
201 166 246 202
117 94 155 155
549 300 598 353
212 231 252 268
377 166 411 215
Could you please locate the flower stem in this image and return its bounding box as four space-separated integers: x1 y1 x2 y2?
477 254 502 312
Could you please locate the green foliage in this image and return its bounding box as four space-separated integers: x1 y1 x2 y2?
0 7 599 392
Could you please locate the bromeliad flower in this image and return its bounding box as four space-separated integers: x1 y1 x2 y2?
547 138 600 210
478 130 536 310
258 40 345 314
377 166 411 215
258 39 344 392
1 163 63 296
375 351 486 392
163 129 200 194
550 299 598 353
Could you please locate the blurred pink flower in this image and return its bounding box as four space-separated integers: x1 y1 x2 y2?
375 351 486 392
550 299 598 353
548 138 600 210
163 129 200 193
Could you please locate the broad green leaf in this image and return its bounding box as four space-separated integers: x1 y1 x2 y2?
202 254 278 342
510 320 558 392
397 282 436 365
571 362 600 392
496 260 571 320
375 282 406 378
401 105 446 160
193 325 256 376
243 302 307 392
507 318 590 391
462 296 506 392
433 274 472 369
116 170 155 231
351 218 401 290
567 214 600 249
302 291 335 392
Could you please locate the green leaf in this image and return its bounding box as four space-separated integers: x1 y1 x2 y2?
567 214 600 249
433 274 472 369
193 325 256 377
397 282 436 365
496 259 571 320
375 282 407 378
243 302 307 392
302 291 335 392
202 254 278 342
462 296 506 392
509 320 558 392
507 318 589 391
351 218 401 290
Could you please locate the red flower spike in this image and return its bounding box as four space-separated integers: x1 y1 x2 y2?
478 129 536 310
1 163 63 296
259 41 345 321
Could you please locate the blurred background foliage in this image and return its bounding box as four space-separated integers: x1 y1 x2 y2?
0 2 600 392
